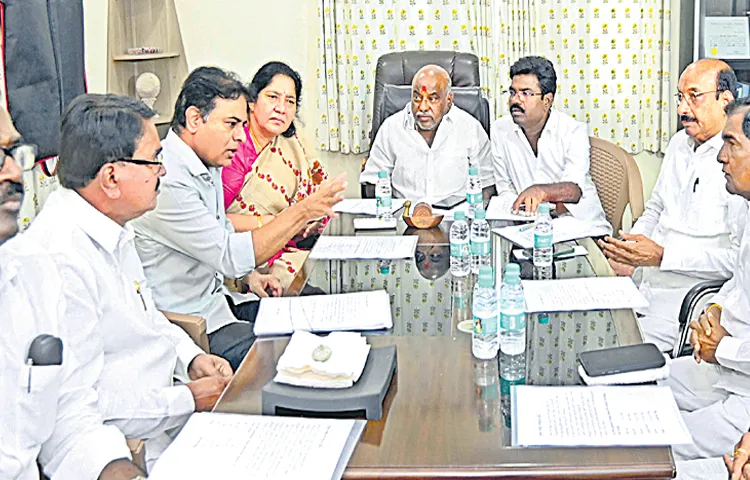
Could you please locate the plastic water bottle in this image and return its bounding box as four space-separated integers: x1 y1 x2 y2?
533 202 553 280
499 263 526 426
470 208 491 275
472 265 499 360
466 165 482 219
452 274 471 323
450 210 470 277
375 170 393 219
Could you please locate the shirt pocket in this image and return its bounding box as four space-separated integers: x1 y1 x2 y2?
17 364 63 447
440 147 470 196
687 188 729 237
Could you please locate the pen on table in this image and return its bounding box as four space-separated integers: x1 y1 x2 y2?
519 223 535 232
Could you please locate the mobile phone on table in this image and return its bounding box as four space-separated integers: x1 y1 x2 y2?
578 344 665 377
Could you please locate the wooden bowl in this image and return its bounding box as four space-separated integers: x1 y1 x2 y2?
402 201 444 229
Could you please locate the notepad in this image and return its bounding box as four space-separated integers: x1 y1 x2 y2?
511 385 693 447
333 198 407 216
254 290 393 336
149 412 366 480
520 277 648 313
493 216 603 248
310 235 418 260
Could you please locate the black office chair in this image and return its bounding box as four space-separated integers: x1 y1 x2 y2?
362 51 490 197
671 279 727 358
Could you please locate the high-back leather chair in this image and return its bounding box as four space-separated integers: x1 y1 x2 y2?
588 136 645 233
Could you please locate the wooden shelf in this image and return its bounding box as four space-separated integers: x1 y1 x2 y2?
112 52 180 62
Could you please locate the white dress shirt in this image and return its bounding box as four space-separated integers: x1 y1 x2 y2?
631 130 747 350
0 243 130 480
490 110 612 236
21 188 204 454
132 130 257 334
360 104 494 200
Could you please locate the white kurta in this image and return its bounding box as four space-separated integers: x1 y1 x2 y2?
632 130 747 351
21 188 205 463
0 244 130 480
360 104 494 201
490 110 612 236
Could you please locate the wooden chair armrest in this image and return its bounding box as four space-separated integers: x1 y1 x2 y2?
126 438 146 471
161 311 210 353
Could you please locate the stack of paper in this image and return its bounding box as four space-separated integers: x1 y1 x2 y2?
521 277 648 312
275 331 371 389
333 198 407 216
310 235 418 260
511 385 693 447
493 216 605 248
149 412 366 480
254 290 393 336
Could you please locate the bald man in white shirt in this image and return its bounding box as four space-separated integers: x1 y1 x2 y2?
361 65 495 202
0 106 142 479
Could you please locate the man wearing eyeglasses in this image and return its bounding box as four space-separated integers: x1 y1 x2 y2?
491 56 612 236
0 104 147 479
20 94 237 471
599 59 748 352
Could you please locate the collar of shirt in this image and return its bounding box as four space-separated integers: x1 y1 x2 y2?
510 109 561 143
402 102 457 133
56 188 133 256
164 129 213 180
685 130 723 156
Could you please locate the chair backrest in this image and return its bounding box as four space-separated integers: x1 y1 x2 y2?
371 51 484 144
588 136 645 233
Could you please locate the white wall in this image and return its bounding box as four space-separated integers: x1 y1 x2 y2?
82 0 663 201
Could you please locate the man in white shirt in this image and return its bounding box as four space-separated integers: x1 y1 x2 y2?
661 95 750 461
360 64 494 202
491 56 611 236
600 59 747 352
133 67 346 370
0 106 142 479
22 93 234 468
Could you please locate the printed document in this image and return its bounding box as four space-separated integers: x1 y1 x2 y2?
493 216 600 248
511 385 693 447
149 412 366 480
254 290 393 335
704 17 750 59
485 196 535 222
333 198 406 216
521 277 648 312
310 235 418 260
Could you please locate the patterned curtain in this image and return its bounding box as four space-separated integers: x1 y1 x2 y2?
317 0 672 156
18 159 59 232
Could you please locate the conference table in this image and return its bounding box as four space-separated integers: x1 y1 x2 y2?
214 213 675 479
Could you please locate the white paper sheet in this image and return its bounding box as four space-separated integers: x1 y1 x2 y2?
254 290 393 336
149 413 365 480
705 17 750 59
676 458 729 480
521 277 648 313
511 385 693 447
485 196 535 222
333 198 407 216
493 216 602 248
353 217 397 230
433 201 470 220
310 235 418 260
512 245 588 261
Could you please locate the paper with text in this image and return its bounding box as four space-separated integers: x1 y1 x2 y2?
433 201 470 221
486 196 535 222
149 413 365 480
511 385 692 447
493 216 601 248
310 235 418 260
704 17 750 59
333 198 407 216
353 217 397 230
254 290 393 336
521 277 648 313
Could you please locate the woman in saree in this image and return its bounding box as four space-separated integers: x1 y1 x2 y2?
222 61 328 290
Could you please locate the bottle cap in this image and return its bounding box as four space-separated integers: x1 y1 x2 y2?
474 208 486 220
378 170 388 179
504 263 521 285
478 265 494 287
538 202 551 214
454 211 466 221
468 166 479 175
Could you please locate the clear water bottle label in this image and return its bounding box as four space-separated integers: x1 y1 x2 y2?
471 239 490 256
473 314 498 335
466 191 482 204
450 240 469 257
501 311 526 330
376 195 392 209
534 233 553 249
501 376 526 395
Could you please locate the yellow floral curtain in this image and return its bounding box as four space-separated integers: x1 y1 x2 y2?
317 0 672 155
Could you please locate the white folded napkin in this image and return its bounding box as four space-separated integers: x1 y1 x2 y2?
274 331 371 389
578 354 671 386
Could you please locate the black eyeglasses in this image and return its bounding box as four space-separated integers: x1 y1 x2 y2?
0 143 37 172
116 152 164 172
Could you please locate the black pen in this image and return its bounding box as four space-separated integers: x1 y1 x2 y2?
693 178 699 192
135 281 147 311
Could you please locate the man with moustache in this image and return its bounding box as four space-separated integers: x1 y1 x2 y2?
599 59 747 352
360 64 495 202
491 56 612 236
8 95 224 476
133 67 347 370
